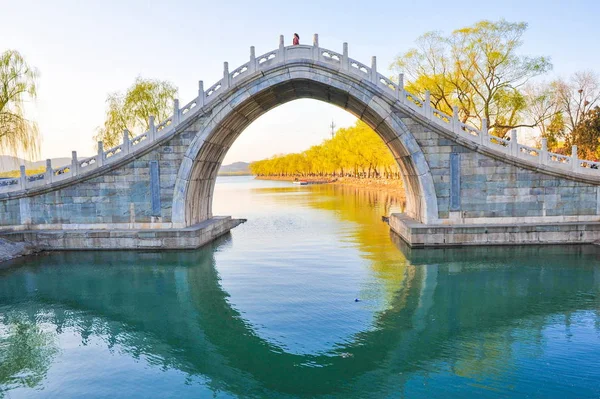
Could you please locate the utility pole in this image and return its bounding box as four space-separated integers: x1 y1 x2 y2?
329 120 336 139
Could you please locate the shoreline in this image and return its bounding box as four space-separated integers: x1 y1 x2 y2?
0 238 38 266
255 176 406 198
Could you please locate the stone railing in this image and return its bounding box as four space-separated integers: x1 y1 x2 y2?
2 34 599 194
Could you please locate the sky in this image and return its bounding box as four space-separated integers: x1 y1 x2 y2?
1 0 600 164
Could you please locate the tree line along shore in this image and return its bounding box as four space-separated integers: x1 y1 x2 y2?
250 121 402 180
249 120 405 196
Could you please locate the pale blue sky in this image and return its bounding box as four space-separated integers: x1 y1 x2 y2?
1 0 599 163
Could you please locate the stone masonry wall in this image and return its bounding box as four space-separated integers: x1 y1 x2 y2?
0 199 20 225
401 117 600 223
2 129 198 228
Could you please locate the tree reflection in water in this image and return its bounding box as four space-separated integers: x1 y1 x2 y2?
0 314 58 397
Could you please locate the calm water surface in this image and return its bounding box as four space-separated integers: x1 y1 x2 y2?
1 176 599 398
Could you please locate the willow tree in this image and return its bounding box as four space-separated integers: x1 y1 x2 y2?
0 50 39 157
95 77 177 148
391 20 552 137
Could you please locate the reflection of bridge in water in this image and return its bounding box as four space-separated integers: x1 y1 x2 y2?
1 240 599 397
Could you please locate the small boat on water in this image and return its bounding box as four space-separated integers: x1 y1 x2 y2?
293 178 336 185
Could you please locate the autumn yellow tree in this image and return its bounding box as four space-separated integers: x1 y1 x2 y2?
250 121 399 178
391 20 552 137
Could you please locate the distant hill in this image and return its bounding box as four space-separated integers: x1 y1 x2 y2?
218 162 251 175
0 155 72 172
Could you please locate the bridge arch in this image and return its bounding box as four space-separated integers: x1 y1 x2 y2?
3 37 600 247
172 62 439 227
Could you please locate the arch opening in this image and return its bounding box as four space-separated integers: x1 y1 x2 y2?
172 69 439 227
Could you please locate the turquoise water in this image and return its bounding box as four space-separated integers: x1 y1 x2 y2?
1 176 599 398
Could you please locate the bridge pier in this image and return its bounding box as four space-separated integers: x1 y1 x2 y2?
390 213 600 247
0 217 244 252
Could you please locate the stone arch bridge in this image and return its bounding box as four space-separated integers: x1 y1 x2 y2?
2 34 600 248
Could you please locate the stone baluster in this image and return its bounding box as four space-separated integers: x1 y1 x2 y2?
71 151 79 177
149 116 156 141
45 159 53 184
279 35 285 61
222 62 230 90
540 138 548 165
370 56 377 84
312 33 319 60
122 129 130 154
173 98 180 126
480 118 488 146
19 165 26 190
342 42 349 71
198 81 205 107
571 145 579 171
97 142 104 167
452 106 460 134
396 74 404 101
424 90 431 118
249 46 256 73
510 130 518 157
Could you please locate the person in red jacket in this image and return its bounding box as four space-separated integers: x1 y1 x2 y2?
293 33 300 45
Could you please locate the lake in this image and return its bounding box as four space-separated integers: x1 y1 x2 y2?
1 176 599 398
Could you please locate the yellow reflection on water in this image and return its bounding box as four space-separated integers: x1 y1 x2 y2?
250 182 412 305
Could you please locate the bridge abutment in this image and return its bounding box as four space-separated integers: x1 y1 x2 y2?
390 213 600 247
1 217 244 251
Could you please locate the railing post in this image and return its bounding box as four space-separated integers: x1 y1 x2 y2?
19 165 26 190
45 159 53 184
249 46 256 73
452 106 460 134
571 145 579 171
148 116 156 141
198 80 205 107
540 138 548 165
122 129 131 154
370 56 377 84
342 42 349 70
222 62 230 90
312 33 319 60
71 151 78 177
279 35 285 61
97 142 104 167
173 98 180 125
424 90 431 118
510 129 518 157
480 118 488 146
396 73 404 101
